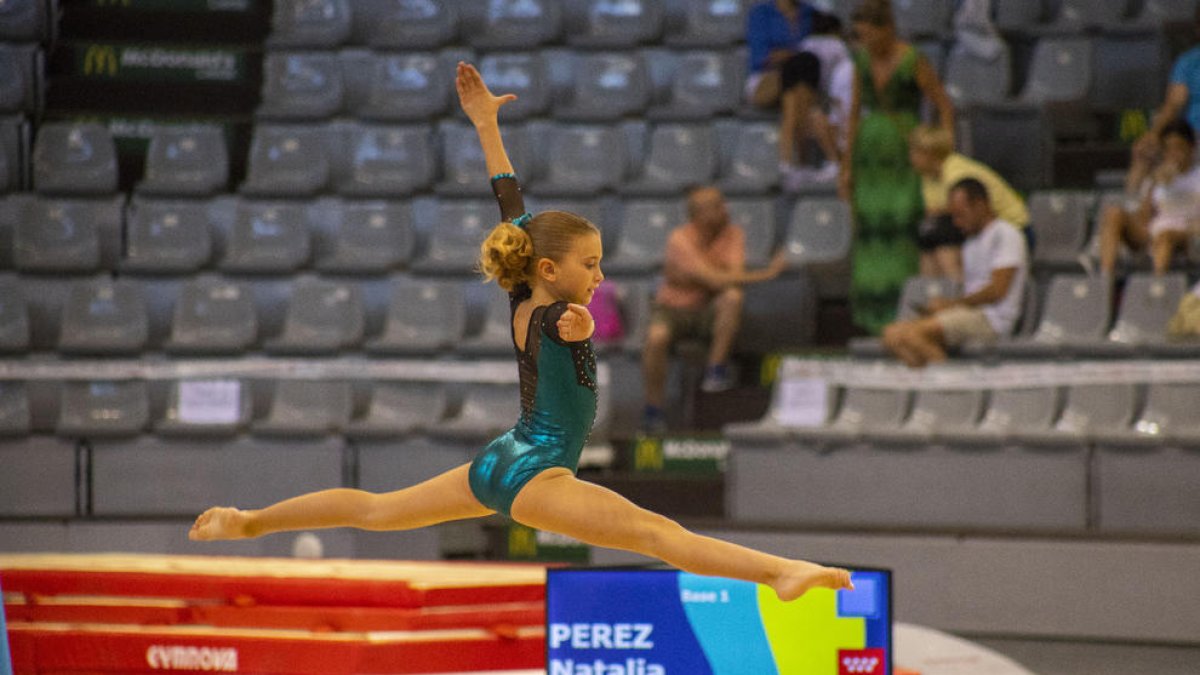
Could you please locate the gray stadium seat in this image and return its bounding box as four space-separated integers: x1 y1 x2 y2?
254 380 352 436
994 0 1046 32
1099 382 1200 447
1019 37 1092 104
268 0 352 47
604 197 685 274
458 286 516 355
565 0 664 48
994 275 1111 357
137 126 229 196
356 0 458 49
533 124 627 196
784 197 852 265
556 52 652 122
463 0 563 49
314 199 413 273
1090 32 1167 114
0 0 49 42
0 274 30 353
411 198 496 273
0 43 40 114
866 388 986 444
347 381 449 438
156 379 252 438
0 436 76 517
218 200 312 273
336 123 435 197
0 381 30 435
523 196 609 229
0 116 22 194
1013 383 1137 446
939 386 1062 446
16 277 69 352
727 197 776 267
1085 273 1187 356
1043 0 1130 32
1134 0 1198 25
12 196 121 273
58 277 149 355
648 50 740 120
241 125 332 197
664 0 745 47
358 52 453 122
367 277 466 354
612 279 652 354
265 277 364 354
622 123 717 196
165 277 258 354
961 105 1054 192
257 52 346 120
436 121 531 196
92 436 343 515
33 122 118 196
479 53 551 122
792 387 912 445
943 41 1012 106
121 198 213 273
1029 191 1093 268
894 0 952 37
429 383 521 442
57 380 150 438
718 122 780 195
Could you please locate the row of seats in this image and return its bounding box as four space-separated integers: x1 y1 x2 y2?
0 0 53 45
727 379 1200 535
851 272 1200 359
270 0 751 51
259 47 745 123
730 379 1200 447
0 377 611 441
0 192 849 275
0 273 651 356
0 43 41 115
6 119 798 198
265 0 1199 52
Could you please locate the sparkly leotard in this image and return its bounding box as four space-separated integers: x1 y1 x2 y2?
467 175 598 517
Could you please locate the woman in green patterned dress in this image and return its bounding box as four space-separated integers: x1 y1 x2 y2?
839 0 954 334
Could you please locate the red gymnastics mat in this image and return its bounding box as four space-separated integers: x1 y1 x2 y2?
0 554 549 674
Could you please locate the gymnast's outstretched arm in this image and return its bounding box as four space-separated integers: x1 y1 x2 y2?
456 61 529 225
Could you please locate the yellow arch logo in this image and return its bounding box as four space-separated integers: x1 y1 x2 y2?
633 437 664 471
507 525 538 558
83 45 119 77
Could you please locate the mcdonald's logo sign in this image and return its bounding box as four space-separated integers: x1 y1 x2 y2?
83 44 120 77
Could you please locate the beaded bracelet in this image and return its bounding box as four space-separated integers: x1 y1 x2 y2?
511 213 533 229
490 172 516 182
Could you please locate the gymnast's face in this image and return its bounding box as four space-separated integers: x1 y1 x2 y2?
543 231 604 305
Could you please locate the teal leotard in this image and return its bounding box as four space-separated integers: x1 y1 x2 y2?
466 174 599 517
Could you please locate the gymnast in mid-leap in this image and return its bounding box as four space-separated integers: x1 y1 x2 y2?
189 62 852 601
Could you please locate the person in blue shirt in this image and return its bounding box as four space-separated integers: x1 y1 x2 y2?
745 1 829 179
1134 8 1200 161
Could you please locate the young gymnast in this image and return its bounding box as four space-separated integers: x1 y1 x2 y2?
189 62 853 602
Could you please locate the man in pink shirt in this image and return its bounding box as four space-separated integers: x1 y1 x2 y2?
642 186 787 432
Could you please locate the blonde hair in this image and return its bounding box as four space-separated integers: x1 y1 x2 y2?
909 125 953 159
478 210 600 293
852 0 894 27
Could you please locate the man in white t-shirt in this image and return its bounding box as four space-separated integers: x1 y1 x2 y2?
881 178 1028 368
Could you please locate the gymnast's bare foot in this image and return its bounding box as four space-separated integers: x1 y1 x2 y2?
189 507 252 541
772 561 854 601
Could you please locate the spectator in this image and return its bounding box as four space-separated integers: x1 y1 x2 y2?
841 0 955 335
786 10 853 187
1095 119 1200 277
881 178 1028 368
641 186 787 432
908 124 1030 282
745 1 826 180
